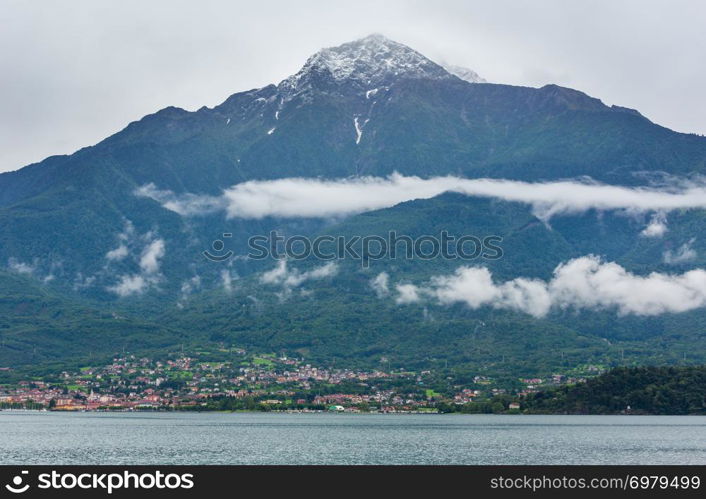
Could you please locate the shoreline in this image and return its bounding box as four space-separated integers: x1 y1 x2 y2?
2 408 703 416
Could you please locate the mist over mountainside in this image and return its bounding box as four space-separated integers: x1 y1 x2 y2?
2 35 706 374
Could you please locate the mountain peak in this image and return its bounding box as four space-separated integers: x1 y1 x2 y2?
441 64 487 84
279 34 453 99
305 34 449 82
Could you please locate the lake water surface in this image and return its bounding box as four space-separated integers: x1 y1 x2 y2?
1 411 704 465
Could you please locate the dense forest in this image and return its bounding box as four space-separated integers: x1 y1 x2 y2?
521 366 706 415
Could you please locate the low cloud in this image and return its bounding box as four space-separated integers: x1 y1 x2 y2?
260 260 338 294
73 272 96 291
640 212 668 238
395 283 422 305
107 236 166 297
139 239 165 274
177 274 201 307
136 174 706 226
106 244 129 261
221 269 237 294
105 220 136 262
109 274 152 297
7 257 36 275
394 255 706 317
6 257 59 283
663 239 697 265
135 183 225 216
370 272 390 297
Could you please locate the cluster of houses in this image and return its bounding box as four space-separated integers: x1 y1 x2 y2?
0 383 184 410
0 354 426 411
0 352 603 412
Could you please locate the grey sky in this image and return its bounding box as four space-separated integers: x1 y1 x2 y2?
1 0 704 173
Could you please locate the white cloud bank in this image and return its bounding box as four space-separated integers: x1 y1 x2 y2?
136 174 706 222
394 255 706 317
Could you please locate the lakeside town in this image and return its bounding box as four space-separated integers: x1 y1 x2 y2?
0 349 603 413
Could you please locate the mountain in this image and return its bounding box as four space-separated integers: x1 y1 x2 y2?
2 35 706 375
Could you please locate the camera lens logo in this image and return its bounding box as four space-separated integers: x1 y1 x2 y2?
5 471 30 494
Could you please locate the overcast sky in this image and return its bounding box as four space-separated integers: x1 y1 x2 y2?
1 0 705 173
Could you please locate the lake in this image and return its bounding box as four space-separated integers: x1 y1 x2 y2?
0 411 704 465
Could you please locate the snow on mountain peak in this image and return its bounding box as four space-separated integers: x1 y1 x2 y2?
309 34 447 81
279 34 457 99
